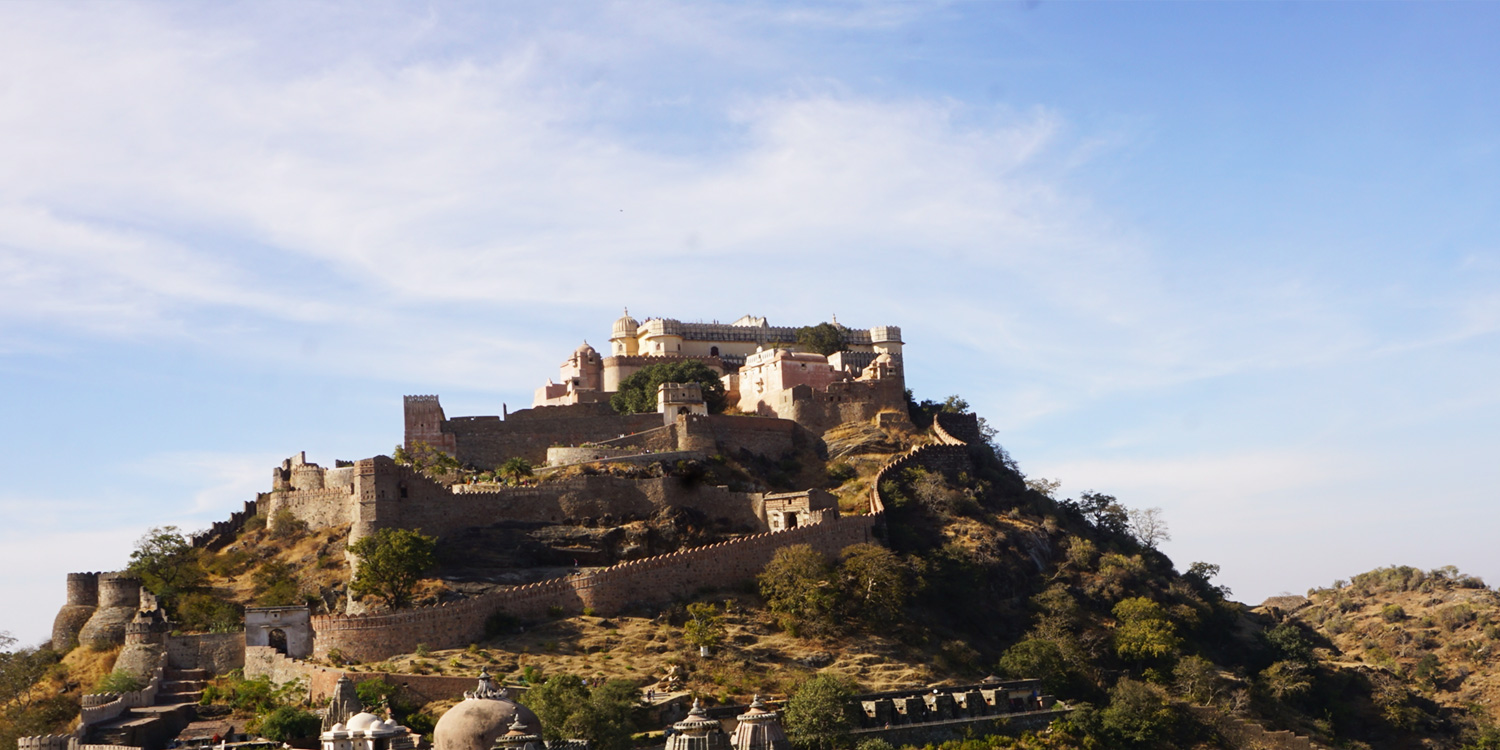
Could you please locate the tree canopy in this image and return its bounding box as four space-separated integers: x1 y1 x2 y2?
127 526 203 600
520 674 640 750
348 528 437 609
794 323 846 356
782 673 859 750
609 360 726 415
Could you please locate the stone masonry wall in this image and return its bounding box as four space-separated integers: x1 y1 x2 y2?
164 632 245 675
262 487 355 533
244 647 487 704
444 412 663 468
364 461 769 541
310 513 880 662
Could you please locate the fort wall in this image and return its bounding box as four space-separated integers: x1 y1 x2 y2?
243 647 489 704
357 459 769 541
52 573 100 651
445 411 663 468
309 513 880 662
77 574 141 647
164 632 245 675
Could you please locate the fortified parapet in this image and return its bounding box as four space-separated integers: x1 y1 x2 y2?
50 572 100 651
77 573 142 647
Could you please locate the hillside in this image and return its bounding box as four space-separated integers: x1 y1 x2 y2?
12 397 1500 750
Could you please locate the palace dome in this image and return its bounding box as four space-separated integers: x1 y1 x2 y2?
612 309 641 339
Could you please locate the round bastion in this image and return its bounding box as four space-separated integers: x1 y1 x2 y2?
50 572 100 651
76 573 142 647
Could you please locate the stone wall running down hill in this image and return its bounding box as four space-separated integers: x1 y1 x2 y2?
244 647 502 704
311 513 880 663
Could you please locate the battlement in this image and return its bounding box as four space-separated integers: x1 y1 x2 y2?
311 511 880 662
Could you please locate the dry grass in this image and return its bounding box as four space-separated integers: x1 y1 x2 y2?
1298 582 1500 721
337 591 951 707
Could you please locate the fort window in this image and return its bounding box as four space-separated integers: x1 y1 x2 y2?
710 346 719 356
398 483 408 499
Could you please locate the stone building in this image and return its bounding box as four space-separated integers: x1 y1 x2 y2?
729 697 788 750
534 312 904 417
319 711 418 750
664 699 729 750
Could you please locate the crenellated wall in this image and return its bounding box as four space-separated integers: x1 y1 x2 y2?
310 513 880 662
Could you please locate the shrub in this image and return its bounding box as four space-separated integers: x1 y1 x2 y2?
783 673 859 750
270 508 307 539
254 706 320 742
547 605 565 619
1381 604 1407 622
485 611 520 638
414 643 430 658
1101 678 1177 747
95 670 142 694
826 463 858 485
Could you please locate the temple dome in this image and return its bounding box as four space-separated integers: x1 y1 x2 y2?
434 672 542 750
346 712 383 733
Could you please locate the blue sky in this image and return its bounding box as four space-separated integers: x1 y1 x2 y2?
2 1 1498 646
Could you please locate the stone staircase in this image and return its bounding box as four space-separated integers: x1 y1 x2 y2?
87 669 206 749
1187 705 1327 750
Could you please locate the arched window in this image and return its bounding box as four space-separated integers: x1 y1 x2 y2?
710 346 719 356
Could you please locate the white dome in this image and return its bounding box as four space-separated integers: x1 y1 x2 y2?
330 724 346 733
346 712 382 732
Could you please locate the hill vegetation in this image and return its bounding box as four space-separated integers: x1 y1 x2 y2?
7 395 1500 750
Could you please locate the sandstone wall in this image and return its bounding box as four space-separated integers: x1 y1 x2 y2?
367 462 769 540
262 486 355 532
311 513 880 662
445 411 663 468
165 632 245 675
244 647 514 704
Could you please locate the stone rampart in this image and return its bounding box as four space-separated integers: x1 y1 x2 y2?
52 573 101 651
676 414 801 457
244 647 490 704
77 574 142 647
79 652 165 726
359 461 770 542
262 486 355 533
189 500 258 551
165 632 245 675
775 378 906 435
311 513 880 662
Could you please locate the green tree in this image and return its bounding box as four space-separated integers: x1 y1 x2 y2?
498 457 533 483
836 544 910 626
682 602 726 650
1111 598 1180 666
127 526 204 600
520 675 639 750
1100 678 1177 747
610 361 727 415
783 673 858 750
998 639 1069 696
253 706 321 742
758 545 839 636
794 323 845 356
252 560 301 606
348 528 437 609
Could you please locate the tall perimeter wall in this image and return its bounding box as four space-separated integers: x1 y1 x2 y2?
310 512 880 662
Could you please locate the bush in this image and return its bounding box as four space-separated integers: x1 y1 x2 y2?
254 706 321 742
485 611 520 638
1100 678 1176 747
95 670 142 694
1381 604 1407 622
783 673 859 750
